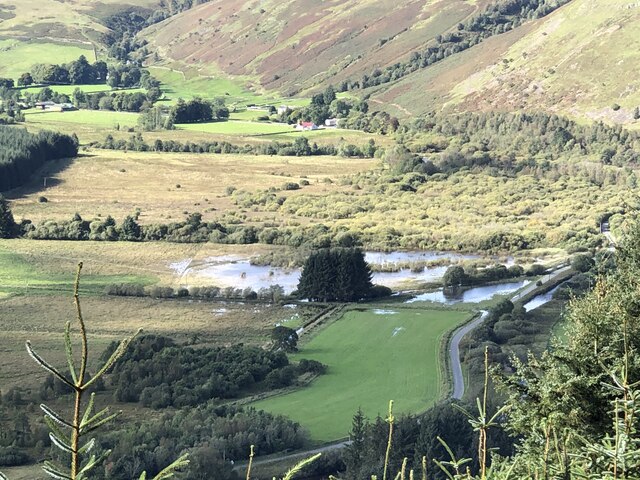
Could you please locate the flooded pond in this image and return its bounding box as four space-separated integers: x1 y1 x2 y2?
169 251 514 294
523 285 562 312
170 256 301 293
405 280 530 305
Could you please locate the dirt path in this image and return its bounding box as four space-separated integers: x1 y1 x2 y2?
369 98 413 117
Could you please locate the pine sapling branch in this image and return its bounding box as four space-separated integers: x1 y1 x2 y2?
383 400 395 480
246 444 255 480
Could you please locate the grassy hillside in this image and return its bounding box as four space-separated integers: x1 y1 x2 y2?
371 0 640 126
0 0 159 80
141 0 487 96
0 0 157 41
140 0 640 126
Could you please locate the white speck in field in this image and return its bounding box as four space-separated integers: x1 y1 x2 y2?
392 327 405 337
373 309 398 315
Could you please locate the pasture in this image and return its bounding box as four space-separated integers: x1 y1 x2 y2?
0 239 279 287
7 149 375 224
176 120 364 142
148 66 265 105
24 109 140 128
0 242 152 296
148 65 315 108
252 307 471 442
0 40 94 80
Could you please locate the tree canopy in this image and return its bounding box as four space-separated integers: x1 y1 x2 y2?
297 248 374 302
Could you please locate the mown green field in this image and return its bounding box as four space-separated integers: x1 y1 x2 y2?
24 109 140 129
0 40 95 80
252 307 471 442
177 120 296 135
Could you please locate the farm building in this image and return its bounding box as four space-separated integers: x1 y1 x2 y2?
295 121 318 131
34 102 76 112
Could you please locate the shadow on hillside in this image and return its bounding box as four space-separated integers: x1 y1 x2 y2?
5 154 94 199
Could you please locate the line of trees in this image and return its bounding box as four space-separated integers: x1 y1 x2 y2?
105 282 287 303
6 208 360 250
20 56 108 86
15 56 160 91
0 126 78 192
441 263 537 288
94 132 378 158
346 0 571 91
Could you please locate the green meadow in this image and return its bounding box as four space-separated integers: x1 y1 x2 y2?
0 244 153 297
148 66 265 105
24 109 140 129
0 40 94 80
252 307 471 442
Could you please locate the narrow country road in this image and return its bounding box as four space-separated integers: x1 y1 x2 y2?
450 311 488 400
450 265 571 399
510 266 570 302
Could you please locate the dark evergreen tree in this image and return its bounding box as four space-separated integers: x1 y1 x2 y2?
0 126 78 191
120 215 141 241
344 408 367 477
0 195 17 239
297 248 373 302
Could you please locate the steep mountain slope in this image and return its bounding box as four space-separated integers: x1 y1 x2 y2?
371 0 640 124
141 0 488 95
0 0 158 43
143 0 640 126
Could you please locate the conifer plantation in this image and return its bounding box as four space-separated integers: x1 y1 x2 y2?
0 127 78 191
